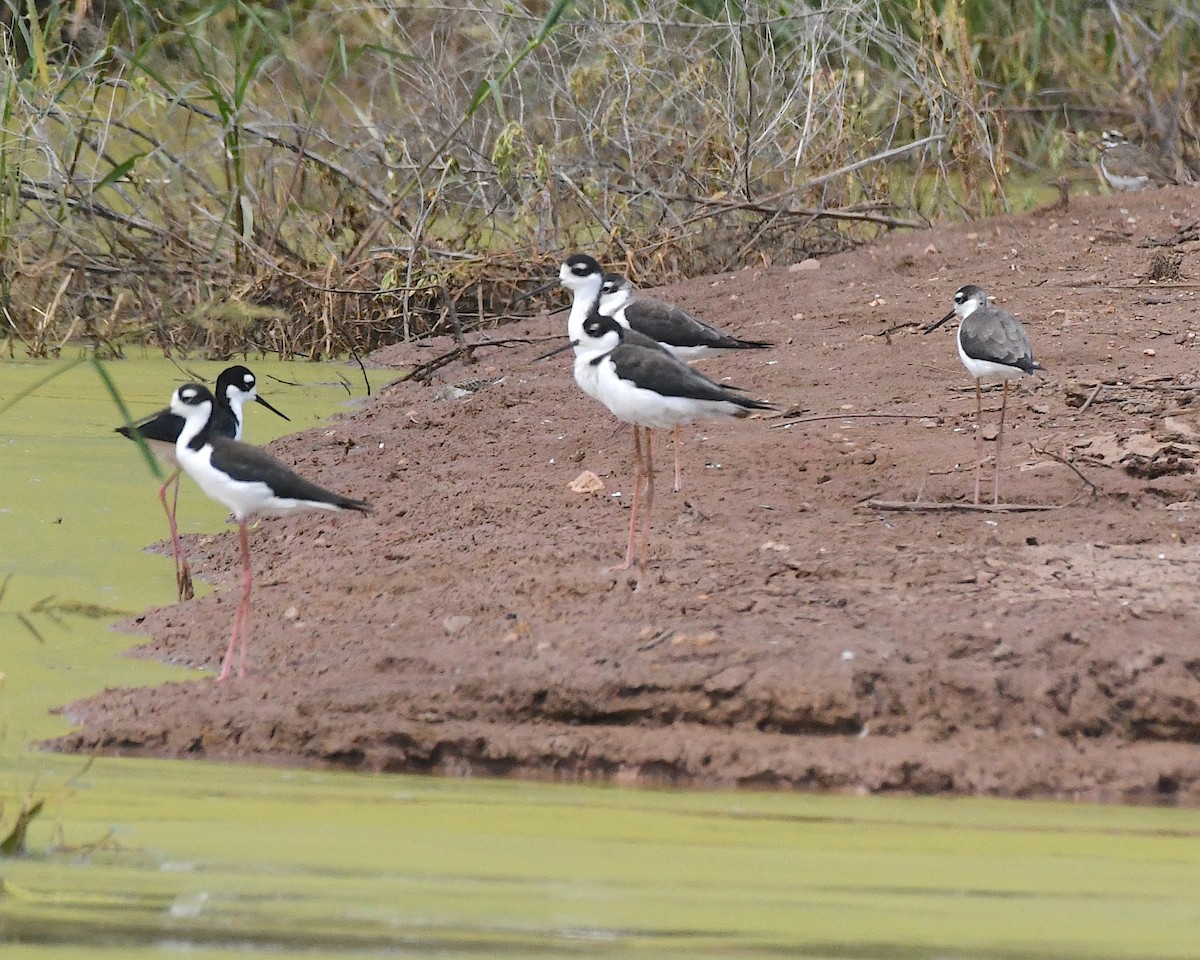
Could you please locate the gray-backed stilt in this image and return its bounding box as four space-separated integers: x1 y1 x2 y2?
925 285 1041 505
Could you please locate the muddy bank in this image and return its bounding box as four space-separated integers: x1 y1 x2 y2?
51 187 1200 804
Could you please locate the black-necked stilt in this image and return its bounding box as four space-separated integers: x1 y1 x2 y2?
548 254 762 493
170 383 370 681
572 306 772 580
528 254 672 358
117 365 289 601
528 254 693 492
925 285 1042 505
599 272 773 359
1099 130 1177 192
598 271 772 492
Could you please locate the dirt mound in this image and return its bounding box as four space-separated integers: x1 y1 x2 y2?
50 187 1200 804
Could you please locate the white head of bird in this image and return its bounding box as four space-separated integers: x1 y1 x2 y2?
599 272 635 313
171 382 215 440
945 284 989 323
571 307 624 362
559 253 606 343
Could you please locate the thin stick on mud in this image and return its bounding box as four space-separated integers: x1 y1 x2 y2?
771 412 937 428
385 336 560 386
864 499 1062 513
1078 383 1104 412
1030 444 1104 497
877 320 923 337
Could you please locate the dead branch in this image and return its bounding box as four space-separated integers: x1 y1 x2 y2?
384 336 559 387
617 186 929 230
1078 383 1104 412
864 499 1064 513
771 412 938 429
1030 444 1104 497
877 320 923 337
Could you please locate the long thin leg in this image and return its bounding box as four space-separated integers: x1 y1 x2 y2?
637 429 656 580
157 468 194 601
612 426 645 572
972 379 983 505
170 472 194 601
236 520 254 678
673 425 683 493
218 520 254 682
993 381 1010 505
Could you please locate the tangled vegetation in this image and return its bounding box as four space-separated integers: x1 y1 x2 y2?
0 0 1196 359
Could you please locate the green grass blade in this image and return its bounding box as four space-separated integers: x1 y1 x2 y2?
467 0 575 117
94 153 146 192
90 355 164 480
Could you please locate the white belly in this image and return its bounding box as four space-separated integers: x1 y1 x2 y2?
957 335 1029 383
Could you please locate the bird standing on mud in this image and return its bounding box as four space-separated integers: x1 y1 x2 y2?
571 306 772 582
599 271 774 492
116 365 289 601
170 383 371 681
1098 130 1178 192
925 284 1041 505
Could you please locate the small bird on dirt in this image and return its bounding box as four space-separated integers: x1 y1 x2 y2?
170 383 370 682
598 272 774 360
116 365 289 602
925 285 1042 506
571 305 773 582
1098 130 1178 192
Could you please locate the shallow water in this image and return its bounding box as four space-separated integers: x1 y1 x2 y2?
2 356 1200 959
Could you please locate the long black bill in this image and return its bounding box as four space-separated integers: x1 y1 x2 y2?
510 277 560 308
924 309 956 335
254 393 290 421
533 340 573 362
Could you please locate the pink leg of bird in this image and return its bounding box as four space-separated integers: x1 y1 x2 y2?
637 429 656 580
673 425 683 493
972 379 984 506
611 426 646 572
157 468 194 601
218 520 254 682
170 471 195 601
993 381 1010 505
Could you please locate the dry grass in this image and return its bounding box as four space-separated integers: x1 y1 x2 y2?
0 0 1196 359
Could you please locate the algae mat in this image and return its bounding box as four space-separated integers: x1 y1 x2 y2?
3 761 1200 958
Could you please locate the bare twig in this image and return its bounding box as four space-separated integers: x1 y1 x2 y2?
772 412 937 429
383 336 559 386
1079 383 1104 412
1030 444 1103 497
877 320 924 337
630 188 929 230
864 499 1064 513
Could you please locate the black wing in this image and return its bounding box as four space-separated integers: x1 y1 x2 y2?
611 344 772 411
116 408 184 444
626 296 772 350
208 437 372 512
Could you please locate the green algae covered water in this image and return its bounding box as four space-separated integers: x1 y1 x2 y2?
3 357 1200 959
